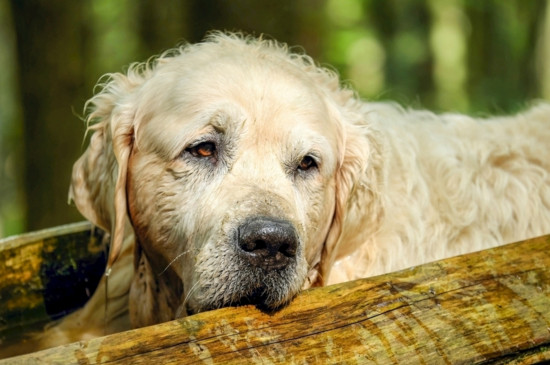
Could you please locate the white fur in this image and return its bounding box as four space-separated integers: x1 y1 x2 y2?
329 102 550 283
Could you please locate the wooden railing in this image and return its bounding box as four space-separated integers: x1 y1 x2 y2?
1 224 549 364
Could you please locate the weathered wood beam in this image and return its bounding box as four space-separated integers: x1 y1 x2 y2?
3 234 550 364
0 222 106 341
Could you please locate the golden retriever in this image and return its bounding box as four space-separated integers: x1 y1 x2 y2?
10 32 550 353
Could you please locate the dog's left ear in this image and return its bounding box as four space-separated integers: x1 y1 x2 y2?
69 73 137 274
315 101 386 286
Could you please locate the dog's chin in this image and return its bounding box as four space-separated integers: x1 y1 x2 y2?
184 288 295 316
183 267 304 316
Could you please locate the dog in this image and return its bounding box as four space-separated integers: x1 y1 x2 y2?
10 32 550 354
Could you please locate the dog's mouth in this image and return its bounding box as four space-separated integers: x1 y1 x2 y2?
182 216 306 317
184 285 292 316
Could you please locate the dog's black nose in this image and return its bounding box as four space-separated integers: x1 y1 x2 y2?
237 217 298 269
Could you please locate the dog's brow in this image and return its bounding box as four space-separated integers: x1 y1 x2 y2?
210 114 226 130
208 109 239 132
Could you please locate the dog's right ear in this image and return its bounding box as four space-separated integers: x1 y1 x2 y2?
69 73 139 272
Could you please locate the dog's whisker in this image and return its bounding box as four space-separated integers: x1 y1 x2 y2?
183 281 200 305
179 281 201 316
157 249 191 276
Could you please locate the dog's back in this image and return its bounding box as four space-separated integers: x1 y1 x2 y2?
329 103 550 283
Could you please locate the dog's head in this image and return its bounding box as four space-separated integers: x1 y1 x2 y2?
70 33 384 327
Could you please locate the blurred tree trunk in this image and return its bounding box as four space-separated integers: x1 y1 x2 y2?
186 0 302 46
466 1 546 112
368 0 434 108
10 0 87 231
0 1 24 237
138 0 190 54
538 1 550 100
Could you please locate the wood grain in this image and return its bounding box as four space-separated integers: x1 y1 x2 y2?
3 234 549 364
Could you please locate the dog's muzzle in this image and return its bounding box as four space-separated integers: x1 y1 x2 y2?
236 216 298 270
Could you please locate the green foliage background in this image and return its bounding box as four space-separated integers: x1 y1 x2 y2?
1 0 549 237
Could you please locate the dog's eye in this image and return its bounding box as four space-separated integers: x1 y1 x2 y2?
298 155 317 171
186 142 217 159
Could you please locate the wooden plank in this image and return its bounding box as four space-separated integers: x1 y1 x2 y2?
0 222 107 346
3 234 549 364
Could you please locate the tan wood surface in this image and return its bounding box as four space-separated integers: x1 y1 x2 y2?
2 234 549 364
